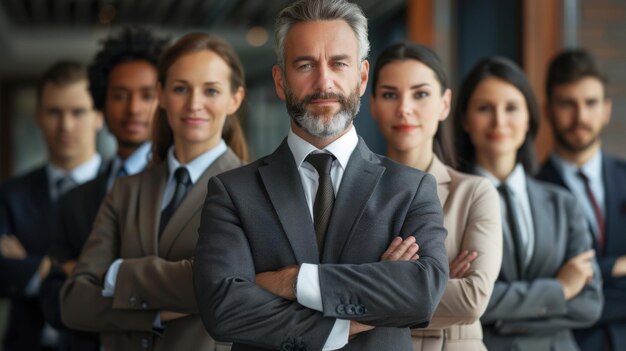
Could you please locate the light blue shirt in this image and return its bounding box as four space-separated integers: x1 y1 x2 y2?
102 140 227 329
287 125 359 350
107 142 152 192
161 140 227 210
550 151 604 238
46 154 102 201
103 140 227 296
477 164 535 265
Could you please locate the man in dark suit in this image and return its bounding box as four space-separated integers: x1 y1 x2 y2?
38 27 168 350
537 49 626 351
193 1 448 350
0 61 104 350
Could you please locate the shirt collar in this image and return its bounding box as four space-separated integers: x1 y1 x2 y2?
287 124 358 171
551 150 603 182
476 163 527 196
166 140 227 184
111 142 152 177
47 153 102 184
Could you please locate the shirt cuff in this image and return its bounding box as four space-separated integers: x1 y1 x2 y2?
153 313 164 329
24 272 42 296
296 263 323 311
323 319 350 350
102 258 123 297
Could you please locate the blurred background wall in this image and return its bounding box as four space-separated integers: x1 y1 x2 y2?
1 0 625 182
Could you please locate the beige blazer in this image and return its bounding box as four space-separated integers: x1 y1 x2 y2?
412 156 502 351
60 149 241 351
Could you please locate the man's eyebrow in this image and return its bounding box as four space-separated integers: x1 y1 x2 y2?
330 54 352 62
292 56 316 65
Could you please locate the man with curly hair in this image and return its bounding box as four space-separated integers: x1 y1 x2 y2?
38 27 168 350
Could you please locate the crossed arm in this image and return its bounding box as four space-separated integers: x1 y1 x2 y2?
193 174 448 349
60 186 194 333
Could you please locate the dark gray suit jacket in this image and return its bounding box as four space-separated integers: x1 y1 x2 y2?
481 177 603 351
194 138 449 351
538 154 626 351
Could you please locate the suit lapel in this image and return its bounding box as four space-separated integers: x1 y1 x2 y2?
259 140 319 264
602 155 620 253
538 158 567 188
427 156 450 207
321 139 384 262
138 163 167 256
525 178 554 277
36 167 52 206
159 149 242 257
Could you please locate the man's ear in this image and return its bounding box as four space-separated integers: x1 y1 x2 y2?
272 65 286 101
359 60 369 97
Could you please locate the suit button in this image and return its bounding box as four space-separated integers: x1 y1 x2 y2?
129 296 137 306
336 304 345 315
141 337 150 349
346 304 356 315
141 302 149 309
355 304 365 314
281 341 294 351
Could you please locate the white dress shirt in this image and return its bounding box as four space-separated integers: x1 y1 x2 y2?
477 164 535 265
550 151 605 238
287 126 358 350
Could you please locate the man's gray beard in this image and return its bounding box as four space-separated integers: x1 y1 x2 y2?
284 83 361 139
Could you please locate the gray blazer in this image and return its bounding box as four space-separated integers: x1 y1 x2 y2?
481 177 603 351
194 138 449 351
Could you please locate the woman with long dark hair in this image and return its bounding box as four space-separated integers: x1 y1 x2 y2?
453 57 602 350
370 42 502 350
60 32 247 350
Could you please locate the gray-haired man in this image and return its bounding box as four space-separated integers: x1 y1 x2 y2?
194 1 448 350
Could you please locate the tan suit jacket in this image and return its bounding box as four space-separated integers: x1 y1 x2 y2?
412 157 502 351
60 149 241 351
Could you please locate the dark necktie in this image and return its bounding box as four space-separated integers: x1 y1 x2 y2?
55 176 77 199
578 170 605 252
498 184 525 277
159 167 192 236
306 153 336 254
116 165 128 178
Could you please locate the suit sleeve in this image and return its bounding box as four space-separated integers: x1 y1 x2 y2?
485 194 603 334
111 256 196 313
59 188 157 333
194 176 335 350
317 173 449 328
0 188 43 298
428 179 502 328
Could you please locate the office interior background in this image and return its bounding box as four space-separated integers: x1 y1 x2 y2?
0 0 625 345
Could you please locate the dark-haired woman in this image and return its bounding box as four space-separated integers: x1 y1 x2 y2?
370 42 502 350
453 57 602 350
59 32 247 350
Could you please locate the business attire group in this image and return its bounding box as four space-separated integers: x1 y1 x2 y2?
0 5 622 351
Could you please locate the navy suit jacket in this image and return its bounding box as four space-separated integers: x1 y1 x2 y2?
537 153 626 351
0 162 105 351
0 167 52 351
39 169 111 351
